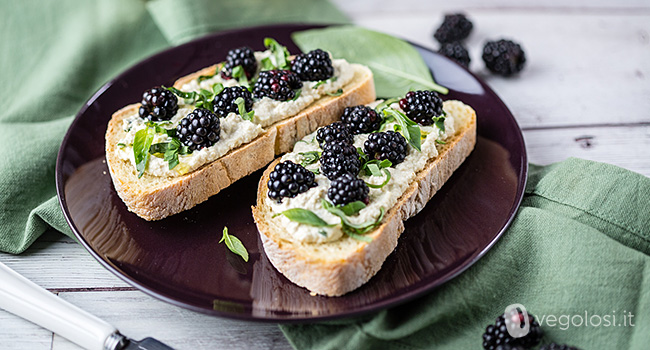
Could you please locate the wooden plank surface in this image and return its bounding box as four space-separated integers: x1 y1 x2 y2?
1 2 649 350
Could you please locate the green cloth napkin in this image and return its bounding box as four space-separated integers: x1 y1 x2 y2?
0 0 347 254
281 158 650 349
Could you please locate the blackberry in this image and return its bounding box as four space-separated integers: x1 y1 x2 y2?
434 13 473 43
221 46 257 80
363 131 408 165
439 41 471 68
320 142 361 180
316 121 354 148
212 86 253 118
540 344 581 350
399 90 444 126
482 309 543 350
327 174 369 206
267 161 317 203
340 105 382 135
291 49 334 81
253 70 303 101
176 108 221 151
482 39 526 76
138 87 178 121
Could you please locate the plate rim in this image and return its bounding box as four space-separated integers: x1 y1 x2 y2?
55 23 528 323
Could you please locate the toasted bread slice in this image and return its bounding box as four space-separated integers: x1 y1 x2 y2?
252 100 477 296
105 64 375 220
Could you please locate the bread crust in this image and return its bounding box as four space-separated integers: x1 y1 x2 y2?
252 103 477 296
105 64 375 220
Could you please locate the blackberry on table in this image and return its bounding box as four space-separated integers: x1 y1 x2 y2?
540 344 581 350
327 173 369 206
138 87 178 122
267 161 317 203
439 41 471 68
316 121 354 148
341 105 382 134
221 46 257 80
320 142 361 180
399 90 444 126
253 70 302 101
176 108 221 151
363 131 408 165
212 86 253 118
482 309 543 350
482 39 526 76
291 49 334 81
434 13 473 43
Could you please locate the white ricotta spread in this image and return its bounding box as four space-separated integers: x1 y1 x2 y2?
268 101 464 244
116 49 356 178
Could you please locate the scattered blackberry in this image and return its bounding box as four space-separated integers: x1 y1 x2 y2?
291 49 334 81
482 39 526 76
176 108 221 151
399 90 444 126
434 13 473 43
316 121 354 148
327 174 369 206
253 70 303 101
138 87 178 121
212 86 253 118
439 41 471 68
221 46 257 80
363 131 408 165
482 309 543 350
320 142 361 180
267 161 317 203
340 105 382 135
540 344 581 350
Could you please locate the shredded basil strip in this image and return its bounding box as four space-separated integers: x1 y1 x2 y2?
165 83 224 110
291 89 302 101
299 151 320 167
275 208 334 227
149 138 190 170
231 65 250 87
234 97 255 121
374 97 400 112
321 199 384 240
219 227 249 262
264 37 291 70
197 71 217 82
382 107 421 151
326 88 343 97
365 169 391 189
339 201 366 216
361 159 392 176
435 139 447 145
312 76 338 89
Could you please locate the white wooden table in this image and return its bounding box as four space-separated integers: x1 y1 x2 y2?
1 1 648 349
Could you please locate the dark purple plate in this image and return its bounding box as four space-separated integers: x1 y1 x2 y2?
56 24 527 322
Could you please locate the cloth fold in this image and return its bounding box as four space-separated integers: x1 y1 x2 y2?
281 158 650 349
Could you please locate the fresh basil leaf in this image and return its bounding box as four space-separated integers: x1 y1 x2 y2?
308 168 320 174
383 108 421 152
292 26 448 97
361 158 392 176
436 139 447 145
326 88 343 97
339 201 366 216
212 82 224 96
264 37 290 70
219 227 249 262
234 97 255 121
299 151 320 167
149 142 169 155
322 199 382 231
165 86 198 101
366 169 391 189
277 208 334 227
133 127 155 178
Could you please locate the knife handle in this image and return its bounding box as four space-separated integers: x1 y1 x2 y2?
0 261 123 350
